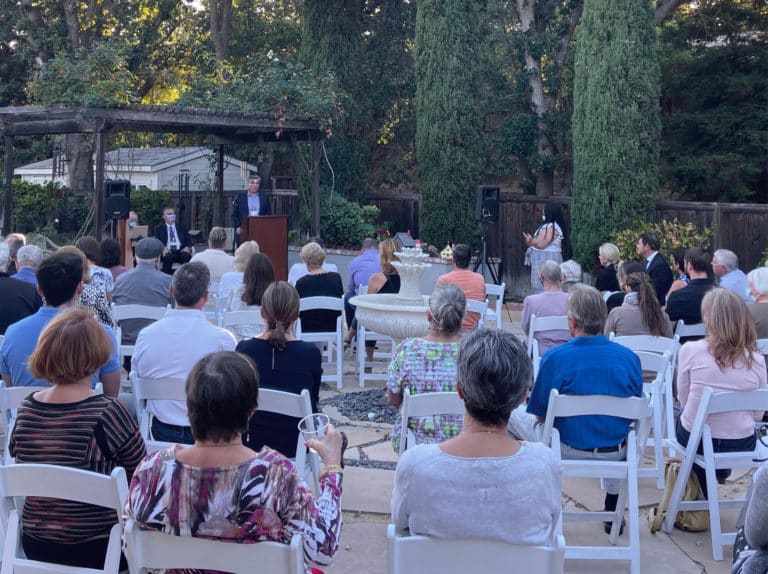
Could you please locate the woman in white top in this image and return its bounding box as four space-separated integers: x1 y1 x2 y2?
226 252 274 339
218 240 259 304
524 201 564 294
391 329 562 546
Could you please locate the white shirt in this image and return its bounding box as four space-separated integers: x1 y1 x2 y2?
288 262 338 286
166 223 180 250
132 308 237 426
218 271 244 303
190 249 236 283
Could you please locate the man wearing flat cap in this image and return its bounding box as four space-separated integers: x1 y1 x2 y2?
113 237 173 369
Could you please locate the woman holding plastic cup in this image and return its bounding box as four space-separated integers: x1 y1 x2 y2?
126 350 344 572
236 281 325 458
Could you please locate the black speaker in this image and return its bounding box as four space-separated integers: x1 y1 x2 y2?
475 185 500 223
105 179 131 219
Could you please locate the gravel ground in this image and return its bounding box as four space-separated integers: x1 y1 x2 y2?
320 389 399 425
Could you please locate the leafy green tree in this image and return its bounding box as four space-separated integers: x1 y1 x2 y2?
415 0 484 248
571 0 661 265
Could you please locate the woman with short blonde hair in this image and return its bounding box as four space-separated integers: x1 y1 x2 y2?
596 242 621 293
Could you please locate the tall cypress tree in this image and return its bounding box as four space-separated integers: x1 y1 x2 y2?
415 0 484 248
571 0 661 264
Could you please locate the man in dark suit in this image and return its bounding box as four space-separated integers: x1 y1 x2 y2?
665 248 715 339
636 232 673 305
231 174 271 248
154 206 192 274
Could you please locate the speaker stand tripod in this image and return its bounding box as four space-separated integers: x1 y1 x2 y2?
473 219 501 285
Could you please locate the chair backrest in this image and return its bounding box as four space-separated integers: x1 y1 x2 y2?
695 386 768 419
111 303 169 350
674 320 706 338
399 389 464 456
541 389 652 447
124 519 304 574
609 333 679 356
465 299 488 328
299 296 344 313
257 388 314 476
634 350 672 377
220 309 264 330
387 524 565 574
526 314 569 358
484 282 506 329
484 283 505 300
757 338 768 355
130 373 187 440
1 382 50 464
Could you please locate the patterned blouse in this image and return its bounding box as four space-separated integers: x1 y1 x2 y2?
90 265 114 294
125 445 343 574
79 282 113 326
386 338 462 452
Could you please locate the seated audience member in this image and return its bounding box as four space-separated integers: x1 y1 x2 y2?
605 261 646 311
219 240 260 302
155 206 192 274
100 237 127 282
667 246 689 298
559 259 582 292
191 226 236 282
665 248 715 338
436 244 486 331
125 351 343 572
5 233 25 275
0 242 42 334
236 281 321 457
636 232 674 305
295 242 343 333
75 235 114 300
0 249 120 397
368 237 402 295
604 271 673 338
712 248 749 301
288 257 338 286
343 238 380 336
508 284 642 534
11 309 145 569
521 260 570 355
387 284 466 452
732 463 768 574
13 244 44 286
391 329 562 546
226 252 274 339
58 246 113 326
132 262 237 445
675 288 766 498
596 242 621 293
747 267 768 339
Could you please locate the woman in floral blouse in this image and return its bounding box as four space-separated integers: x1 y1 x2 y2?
387 283 466 452
124 351 344 574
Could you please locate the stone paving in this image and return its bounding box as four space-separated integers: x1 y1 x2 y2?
321 304 741 573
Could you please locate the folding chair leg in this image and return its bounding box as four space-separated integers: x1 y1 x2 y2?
661 452 698 533
703 441 724 561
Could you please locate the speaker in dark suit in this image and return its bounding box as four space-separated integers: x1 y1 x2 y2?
154 207 192 274
231 175 272 247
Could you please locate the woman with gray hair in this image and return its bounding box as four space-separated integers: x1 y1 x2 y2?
747 267 768 339
386 284 466 452
391 329 561 546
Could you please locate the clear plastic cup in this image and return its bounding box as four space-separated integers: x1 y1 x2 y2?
297 413 330 451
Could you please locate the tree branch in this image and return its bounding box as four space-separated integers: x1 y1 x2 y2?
655 0 685 25
554 3 583 76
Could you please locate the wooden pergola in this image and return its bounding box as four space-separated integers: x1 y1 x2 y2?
0 104 324 239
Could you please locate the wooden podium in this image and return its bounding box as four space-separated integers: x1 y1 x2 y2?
244 215 288 281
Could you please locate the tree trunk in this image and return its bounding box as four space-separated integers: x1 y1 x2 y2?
209 0 233 64
65 134 94 196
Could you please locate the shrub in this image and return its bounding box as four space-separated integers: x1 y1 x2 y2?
130 188 170 227
12 181 69 233
319 194 375 249
609 219 712 267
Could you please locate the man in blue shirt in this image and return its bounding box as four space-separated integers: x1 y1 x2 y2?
344 238 380 332
509 284 642 533
0 250 121 397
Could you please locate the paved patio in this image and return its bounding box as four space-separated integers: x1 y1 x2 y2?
322 304 741 573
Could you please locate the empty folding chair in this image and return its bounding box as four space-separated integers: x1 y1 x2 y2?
298 296 344 389
465 299 489 330
483 282 506 330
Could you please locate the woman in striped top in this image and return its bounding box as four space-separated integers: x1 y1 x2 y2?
9 309 146 569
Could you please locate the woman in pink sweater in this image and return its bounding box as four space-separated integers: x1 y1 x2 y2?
676 288 767 497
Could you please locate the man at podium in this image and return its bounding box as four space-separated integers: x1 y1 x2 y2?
232 174 271 248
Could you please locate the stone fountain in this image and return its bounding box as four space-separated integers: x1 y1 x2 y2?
349 247 432 343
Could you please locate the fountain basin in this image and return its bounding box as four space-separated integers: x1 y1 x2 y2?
349 293 429 342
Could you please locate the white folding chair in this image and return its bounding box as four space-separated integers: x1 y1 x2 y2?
130 372 187 447
398 388 464 456
484 282 506 330
0 465 128 574
661 387 768 560
202 282 221 325
756 338 768 355
541 389 652 574
387 524 565 574
0 382 49 465
465 299 488 329
355 285 396 388
220 309 265 341
298 296 344 389
674 319 705 339
257 388 321 494
526 315 570 380
634 350 672 489
609 333 681 456
124 518 303 574
110 303 168 370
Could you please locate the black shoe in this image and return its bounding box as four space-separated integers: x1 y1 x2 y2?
604 518 625 536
